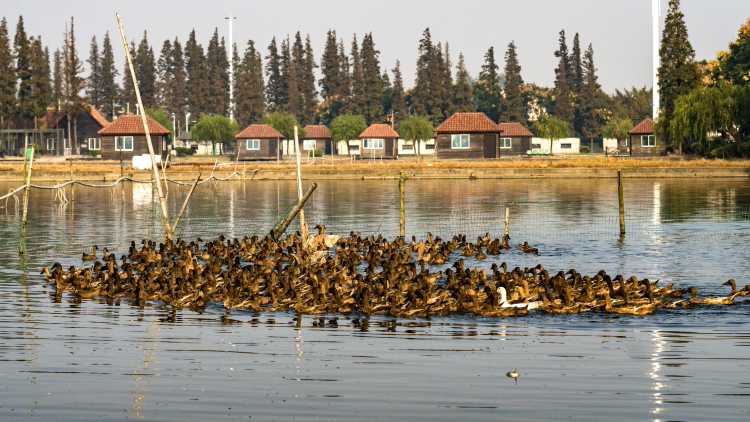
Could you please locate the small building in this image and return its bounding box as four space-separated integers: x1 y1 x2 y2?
435 112 499 159
497 122 533 156
529 137 581 155
44 105 110 156
235 124 282 160
625 118 663 156
302 125 333 156
98 114 169 161
356 124 399 159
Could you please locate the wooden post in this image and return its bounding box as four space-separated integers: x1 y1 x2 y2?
293 126 308 241
21 146 34 227
399 172 406 238
504 206 510 237
271 183 318 240
618 170 625 238
115 13 173 239
172 174 201 232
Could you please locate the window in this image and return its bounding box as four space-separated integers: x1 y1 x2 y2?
641 135 655 147
46 138 56 151
87 137 100 150
499 138 512 149
115 136 134 151
401 141 414 150
303 140 317 150
63 137 72 149
245 139 261 150
424 142 435 150
451 134 470 149
363 139 384 150
532 143 542 149
560 143 572 149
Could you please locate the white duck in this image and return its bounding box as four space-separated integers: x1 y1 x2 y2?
498 286 541 311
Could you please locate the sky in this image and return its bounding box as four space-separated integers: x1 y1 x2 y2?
5 0 750 93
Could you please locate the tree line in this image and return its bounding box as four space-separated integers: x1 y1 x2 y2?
0 15 652 142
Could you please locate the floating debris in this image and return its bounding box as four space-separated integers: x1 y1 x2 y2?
506 369 520 384
41 227 749 318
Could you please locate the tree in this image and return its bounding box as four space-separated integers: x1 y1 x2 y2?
319 30 344 123
658 0 699 152
28 37 50 122
412 28 435 118
474 46 501 121
360 33 384 123
99 32 118 118
533 114 571 154
185 30 208 117
609 87 652 123
570 33 583 95
391 61 406 119
164 38 186 123
453 53 474 112
263 111 299 140
349 34 365 115
51 49 62 110
206 28 229 116
553 30 574 125
155 39 173 108
399 115 433 156
86 36 101 108
14 16 33 123
265 37 285 112
330 113 366 142
502 41 525 123
337 40 351 106
146 107 174 134
62 17 84 153
576 44 606 143
602 117 634 153
301 35 318 123
0 18 16 127
719 18 750 85
669 83 737 151
191 113 239 154
235 40 265 126
121 41 136 111
135 31 156 108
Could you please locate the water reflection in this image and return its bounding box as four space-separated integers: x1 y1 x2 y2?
650 330 666 421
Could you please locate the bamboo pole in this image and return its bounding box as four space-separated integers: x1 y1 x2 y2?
172 174 201 232
618 170 625 238
399 172 407 238
504 206 510 237
293 126 308 241
21 146 34 227
115 13 173 239
271 183 318 240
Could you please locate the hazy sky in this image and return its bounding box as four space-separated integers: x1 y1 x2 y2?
6 0 750 92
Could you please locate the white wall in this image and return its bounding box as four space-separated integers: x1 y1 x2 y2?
397 139 435 155
529 137 581 154
603 138 618 154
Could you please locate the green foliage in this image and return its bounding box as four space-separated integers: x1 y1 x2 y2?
146 108 173 134
262 111 300 139
609 87 652 123
719 18 750 85
192 114 239 143
669 83 736 149
174 146 195 156
502 41 525 123
474 46 501 121
399 116 433 141
99 32 119 119
533 114 571 140
330 114 366 142
235 40 265 126
0 18 15 125
602 117 634 142
453 53 474 113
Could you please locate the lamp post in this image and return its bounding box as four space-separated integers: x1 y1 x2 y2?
653 0 660 119
225 16 237 122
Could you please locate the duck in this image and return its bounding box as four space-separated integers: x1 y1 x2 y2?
498 286 540 310
81 245 98 261
506 368 520 384
518 242 539 255
603 291 658 316
689 286 735 306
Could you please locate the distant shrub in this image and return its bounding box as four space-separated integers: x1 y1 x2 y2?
175 147 195 156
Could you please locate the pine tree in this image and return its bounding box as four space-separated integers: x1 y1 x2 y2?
235 40 265 126
121 41 136 112
135 31 156 108
185 29 208 116
284 35 302 119
86 36 101 107
453 53 474 112
62 17 84 153
439 42 454 121
578 44 605 142
360 33 384 123
337 40 351 102
553 30 574 125
502 41 525 123
412 28 435 118
166 38 186 122
0 18 16 126
320 30 340 101
99 32 118 118
265 37 284 112
29 36 50 121
301 35 318 123
570 33 583 95
206 28 229 115
432 42 449 123
51 49 62 110
381 70 392 116
14 16 33 123
156 39 173 108
474 46 501 121
391 60 406 118
658 0 699 150
349 34 365 115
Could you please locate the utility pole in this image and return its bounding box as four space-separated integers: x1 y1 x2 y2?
653 0 660 119
225 16 237 122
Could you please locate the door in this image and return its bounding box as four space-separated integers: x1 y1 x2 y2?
483 135 497 159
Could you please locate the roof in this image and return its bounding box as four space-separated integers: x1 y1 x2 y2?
88 106 110 127
629 118 655 135
498 122 533 137
303 125 331 139
359 123 399 139
98 114 170 136
46 104 110 129
235 124 283 139
436 112 499 134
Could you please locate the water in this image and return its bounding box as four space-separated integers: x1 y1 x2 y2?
1 178 749 421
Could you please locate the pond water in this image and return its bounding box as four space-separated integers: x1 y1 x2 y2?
1 178 749 421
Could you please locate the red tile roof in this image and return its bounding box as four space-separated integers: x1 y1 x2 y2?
629 118 655 135
88 106 111 128
303 125 332 139
436 112 499 134
235 124 283 139
359 123 399 139
99 114 170 136
498 122 533 137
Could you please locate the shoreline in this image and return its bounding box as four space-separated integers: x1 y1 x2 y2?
1 157 749 182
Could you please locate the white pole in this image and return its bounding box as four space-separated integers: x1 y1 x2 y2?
653 0 660 119
293 126 308 241
225 16 236 122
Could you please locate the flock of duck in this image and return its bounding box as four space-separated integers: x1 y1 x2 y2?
42 226 749 318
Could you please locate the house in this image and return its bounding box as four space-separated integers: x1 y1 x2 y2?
97 114 169 161
529 137 581 154
497 122 533 156
354 124 399 159
625 118 664 156
435 112 499 159
235 124 282 160
46 105 110 156
301 125 333 156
